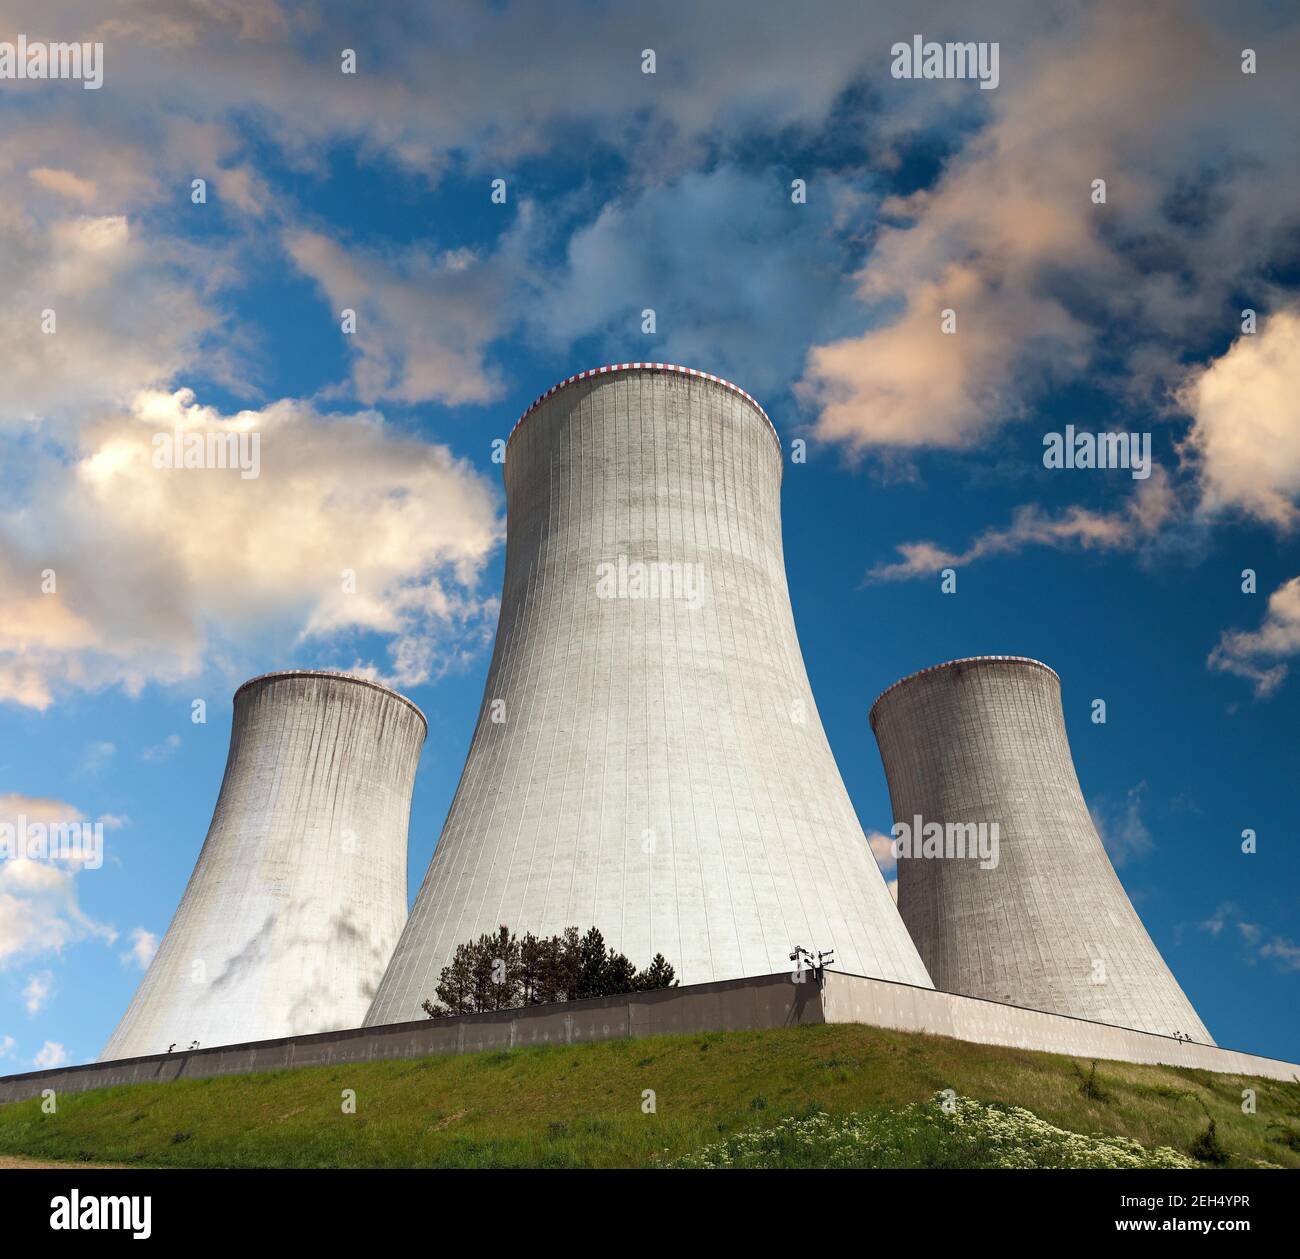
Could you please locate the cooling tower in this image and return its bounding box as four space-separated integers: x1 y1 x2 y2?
366 363 932 1023
102 670 426 1060
870 656 1212 1042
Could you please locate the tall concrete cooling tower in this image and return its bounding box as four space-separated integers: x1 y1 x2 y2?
102 670 425 1060
366 364 932 1024
870 656 1212 1043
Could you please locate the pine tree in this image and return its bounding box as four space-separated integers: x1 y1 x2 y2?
553 926 583 1001
519 932 557 1005
604 949 638 995
634 953 678 991
424 939 479 1016
577 926 609 998
470 925 521 1011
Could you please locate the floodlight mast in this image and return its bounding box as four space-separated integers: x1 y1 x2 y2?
789 943 835 985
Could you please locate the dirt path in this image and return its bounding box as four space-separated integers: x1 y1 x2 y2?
0 1154 133 1170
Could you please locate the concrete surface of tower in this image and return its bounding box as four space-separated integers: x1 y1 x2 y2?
101 671 426 1059
367 364 932 1024
870 656 1212 1043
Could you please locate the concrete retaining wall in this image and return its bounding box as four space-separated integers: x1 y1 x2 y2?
0 973 819 1103
821 971 1297 1080
2 971 1294 1104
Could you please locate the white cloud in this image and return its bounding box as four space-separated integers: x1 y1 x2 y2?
866 832 900 902
866 830 897 877
1 114 504 715
805 266 1090 451
0 793 80 827
22 970 54 1015
0 859 117 969
0 1034 14 1058
0 209 217 429
1260 938 1300 972
142 734 182 764
0 107 283 460
0 795 117 969
33 1040 68 1069
0 388 501 708
800 4 1300 455
869 468 1175 581
122 927 159 971
28 167 98 205
1208 576 1300 698
1198 903 1300 973
26 0 987 182
1198 903 1236 937
285 227 525 407
1090 783 1154 868
1179 309 1300 530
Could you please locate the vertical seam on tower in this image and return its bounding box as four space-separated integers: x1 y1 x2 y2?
713 382 777 974
562 384 595 930
703 375 747 974
683 376 717 981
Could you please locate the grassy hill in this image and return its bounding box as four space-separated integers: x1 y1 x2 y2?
1 1023 1296 1169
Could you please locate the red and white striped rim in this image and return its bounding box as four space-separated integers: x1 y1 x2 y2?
507 363 780 449
235 669 427 730
869 655 1060 724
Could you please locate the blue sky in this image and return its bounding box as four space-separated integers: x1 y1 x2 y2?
1 0 1298 1068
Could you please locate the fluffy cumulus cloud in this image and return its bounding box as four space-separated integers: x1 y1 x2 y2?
1208 576 1300 698
800 3 1300 458
0 105 504 711
1179 309 1300 530
33 1040 68 1068
0 389 501 708
806 266 1090 450
0 107 240 427
0 208 217 428
0 795 117 970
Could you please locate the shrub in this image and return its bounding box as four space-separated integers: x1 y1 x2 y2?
1189 1117 1229 1165
1076 1061 1112 1102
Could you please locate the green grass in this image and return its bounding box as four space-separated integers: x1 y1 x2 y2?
0 1023 1295 1168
